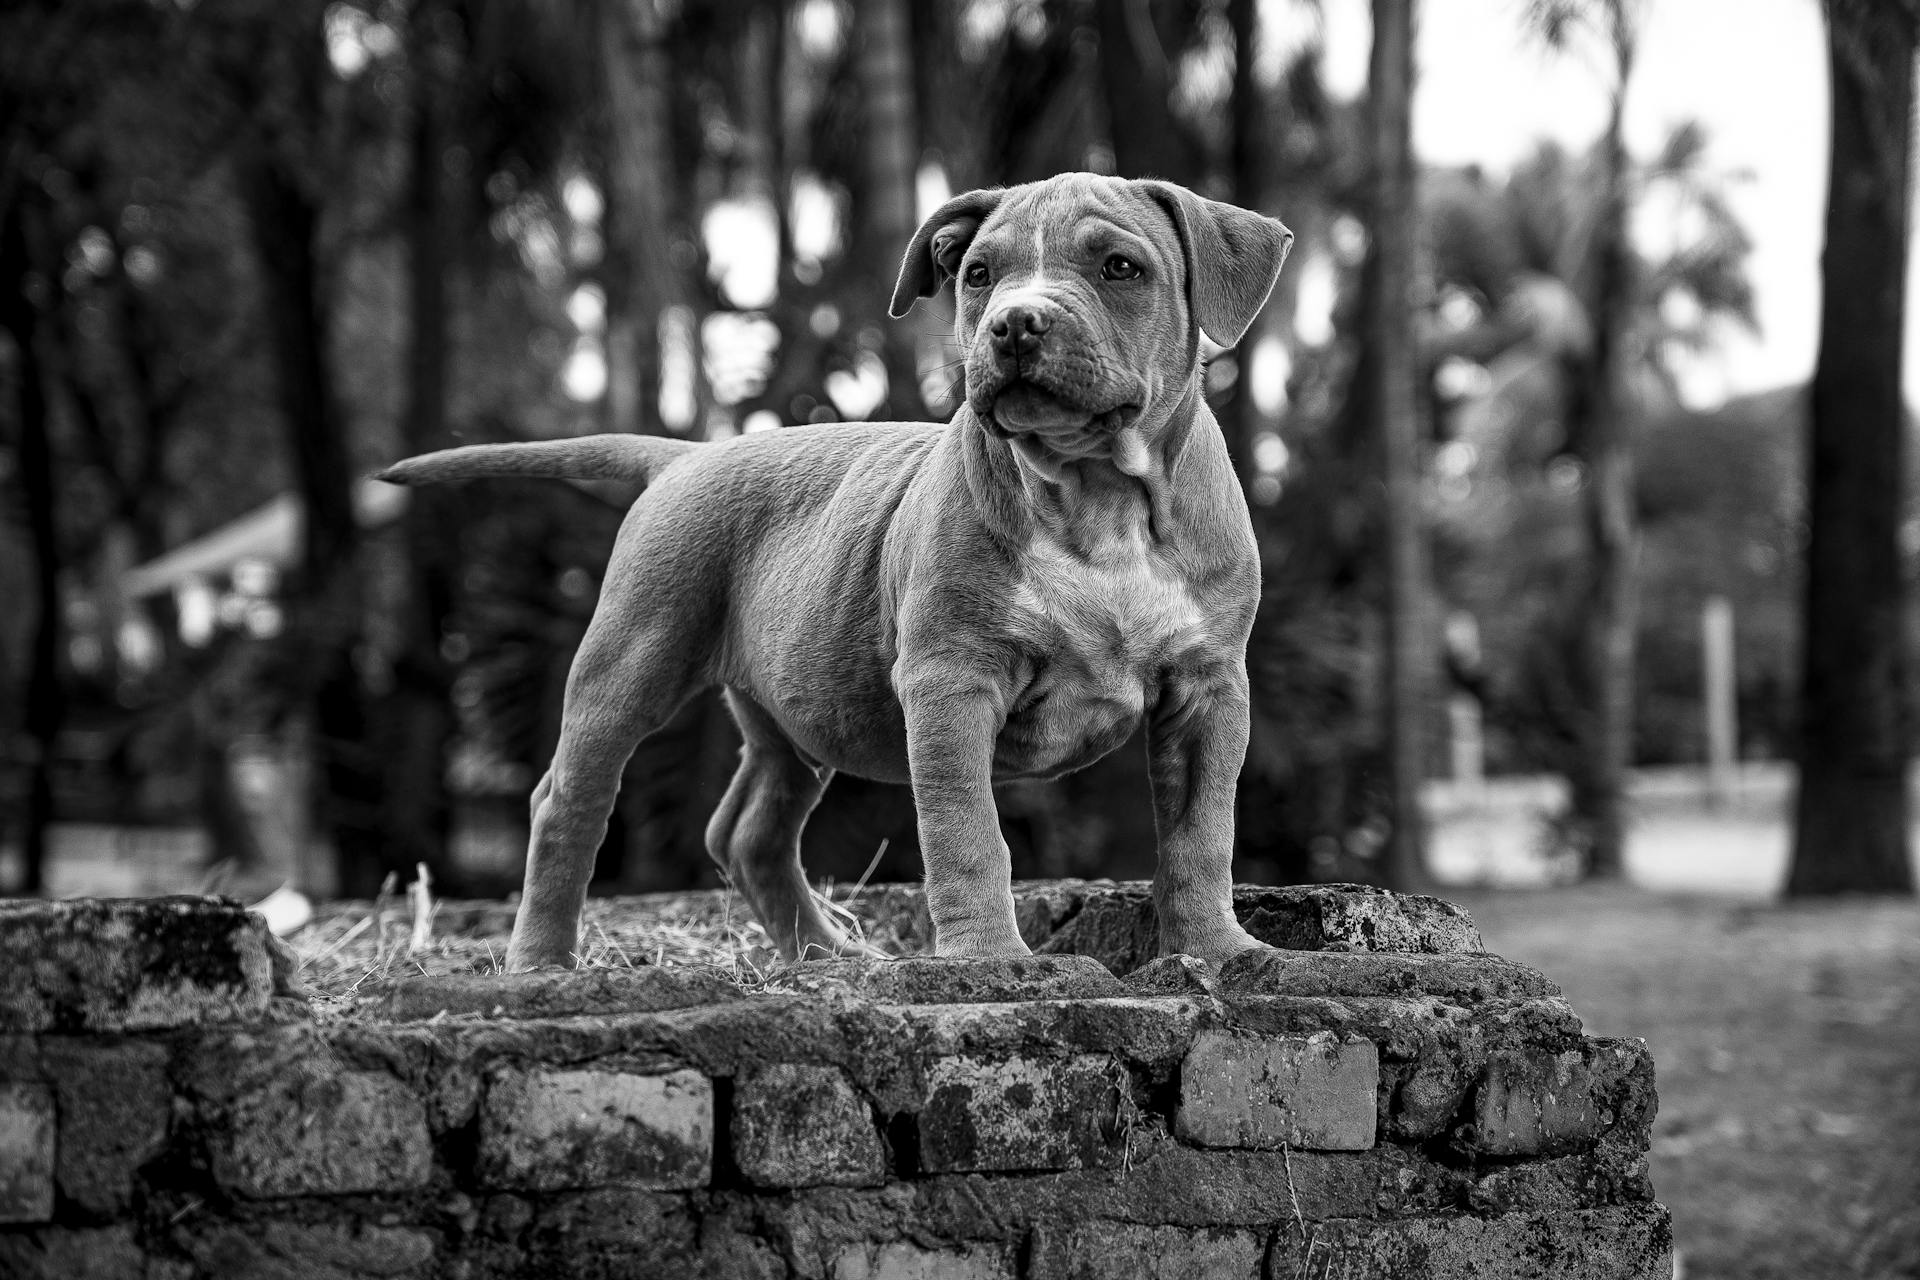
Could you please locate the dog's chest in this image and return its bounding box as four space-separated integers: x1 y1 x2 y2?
1009 529 1206 670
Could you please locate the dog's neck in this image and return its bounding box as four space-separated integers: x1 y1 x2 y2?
959 371 1208 556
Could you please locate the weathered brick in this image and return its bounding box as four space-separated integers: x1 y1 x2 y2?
522 1188 788 1279
1216 950 1557 1001
1588 1036 1659 1143
0 897 283 1032
1123 955 1218 997
733 1063 883 1188
1239 883 1484 954
1468 1139 1655 1214
918 1054 1130 1173
0 1225 144 1280
1176 1031 1377 1151
1022 881 1483 972
890 998 1203 1074
174 1220 438 1279
207 1064 433 1197
1029 1221 1263 1280
909 1141 1409 1232
479 1066 711 1191
771 955 1124 1004
41 1037 171 1215
831 1241 1014 1280
0 1082 55 1223
1269 1204 1674 1279
1466 1049 1602 1157
380 966 742 1021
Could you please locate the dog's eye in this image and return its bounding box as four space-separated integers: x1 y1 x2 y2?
963 262 990 288
1102 254 1142 281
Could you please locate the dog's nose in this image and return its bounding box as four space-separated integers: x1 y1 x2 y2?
989 306 1052 359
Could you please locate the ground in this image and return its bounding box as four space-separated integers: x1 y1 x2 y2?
1458 886 1920 1280
287 879 1920 1280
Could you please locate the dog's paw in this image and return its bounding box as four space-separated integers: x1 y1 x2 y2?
1160 926 1272 971
932 937 1036 960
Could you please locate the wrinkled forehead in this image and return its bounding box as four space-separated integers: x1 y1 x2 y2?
974 176 1181 273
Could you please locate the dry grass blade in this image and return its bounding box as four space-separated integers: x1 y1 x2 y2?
407 863 436 955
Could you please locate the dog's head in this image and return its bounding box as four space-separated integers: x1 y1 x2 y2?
891 173 1292 475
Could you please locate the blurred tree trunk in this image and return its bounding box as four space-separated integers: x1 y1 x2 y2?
1221 0 1261 489
1095 0 1196 185
598 0 678 435
383 5 461 892
235 146 387 897
1788 0 1917 897
0 197 58 895
854 0 926 420
1368 0 1433 893
1565 6 1638 881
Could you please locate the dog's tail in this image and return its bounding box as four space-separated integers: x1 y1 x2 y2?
374 434 701 489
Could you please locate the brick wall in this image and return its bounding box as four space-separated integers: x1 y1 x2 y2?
0 886 1671 1279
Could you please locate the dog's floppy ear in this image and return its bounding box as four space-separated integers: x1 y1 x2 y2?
889 188 1007 318
1140 181 1293 348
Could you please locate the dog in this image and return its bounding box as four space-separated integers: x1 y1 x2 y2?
377 173 1293 972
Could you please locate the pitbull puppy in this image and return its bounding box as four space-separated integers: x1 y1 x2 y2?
378 173 1292 972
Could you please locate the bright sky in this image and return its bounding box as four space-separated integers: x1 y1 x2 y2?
1319 0 1920 407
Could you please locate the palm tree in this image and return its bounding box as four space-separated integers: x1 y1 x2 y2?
1506 0 1642 878
1425 123 1757 874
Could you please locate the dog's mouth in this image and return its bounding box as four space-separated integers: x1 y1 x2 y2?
987 383 1136 456
992 384 1098 433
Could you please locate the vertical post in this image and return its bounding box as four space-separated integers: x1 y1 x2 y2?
1446 612 1485 804
1370 0 1433 892
1702 596 1737 806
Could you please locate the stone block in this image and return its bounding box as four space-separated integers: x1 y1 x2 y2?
0 1225 144 1280
1022 881 1483 972
1237 883 1483 954
175 1220 438 1279
41 1037 172 1215
831 1241 1014 1280
521 1188 789 1279
889 998 1203 1075
1589 1036 1659 1142
1216 950 1557 1001
1175 1031 1377 1151
1268 1204 1674 1279
1468 1139 1655 1215
732 1063 883 1188
918 1054 1130 1173
1466 1049 1602 1157
0 897 281 1032
1031 889 1162 973
478 1067 711 1191
0 1082 55 1223
909 1141 1406 1236
1028 1222 1263 1280
771 955 1124 1004
1122 955 1218 997
380 966 741 1021
207 1064 433 1198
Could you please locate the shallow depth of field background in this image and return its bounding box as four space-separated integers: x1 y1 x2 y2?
3 2 1918 1277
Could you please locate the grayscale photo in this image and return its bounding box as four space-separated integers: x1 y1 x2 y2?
1 1 1915 1276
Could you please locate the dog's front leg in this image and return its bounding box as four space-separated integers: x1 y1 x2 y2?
1146 663 1267 966
898 666 1030 958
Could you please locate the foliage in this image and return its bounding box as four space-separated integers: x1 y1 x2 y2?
0 0 1776 896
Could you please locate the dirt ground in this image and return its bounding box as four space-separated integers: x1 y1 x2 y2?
1456 886 1920 1280
288 881 1920 1279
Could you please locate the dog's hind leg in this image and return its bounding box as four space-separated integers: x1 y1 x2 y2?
504 602 701 972
707 690 881 961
